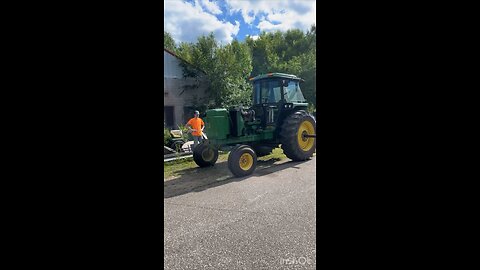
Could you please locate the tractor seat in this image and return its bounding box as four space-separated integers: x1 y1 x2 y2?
170 130 183 138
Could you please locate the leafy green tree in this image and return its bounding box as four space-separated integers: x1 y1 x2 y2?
245 25 316 107
176 42 194 62
179 33 253 109
210 39 253 108
165 25 316 109
164 31 176 51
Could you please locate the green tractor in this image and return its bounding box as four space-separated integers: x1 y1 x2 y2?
193 73 316 177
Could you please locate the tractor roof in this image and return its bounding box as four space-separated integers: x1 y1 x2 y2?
249 73 303 82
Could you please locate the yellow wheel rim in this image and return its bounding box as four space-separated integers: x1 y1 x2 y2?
297 120 315 151
239 153 253 171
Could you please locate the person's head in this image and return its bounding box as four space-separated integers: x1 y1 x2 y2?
194 110 200 118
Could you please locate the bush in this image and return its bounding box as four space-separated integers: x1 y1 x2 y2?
176 124 190 141
164 127 171 145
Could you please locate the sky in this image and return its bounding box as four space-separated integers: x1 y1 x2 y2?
164 0 316 45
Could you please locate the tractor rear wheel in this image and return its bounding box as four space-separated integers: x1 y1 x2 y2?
193 143 218 167
228 145 257 177
280 110 316 161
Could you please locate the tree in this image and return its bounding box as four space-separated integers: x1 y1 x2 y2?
210 39 253 108
245 25 316 107
176 42 194 62
164 31 176 51
180 33 253 109
165 25 316 109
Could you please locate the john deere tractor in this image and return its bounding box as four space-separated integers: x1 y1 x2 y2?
193 73 316 177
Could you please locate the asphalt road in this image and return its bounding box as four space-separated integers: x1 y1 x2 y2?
164 156 316 269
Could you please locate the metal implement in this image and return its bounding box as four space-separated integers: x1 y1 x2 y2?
165 129 187 153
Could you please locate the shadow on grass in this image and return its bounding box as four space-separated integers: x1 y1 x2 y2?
164 157 308 199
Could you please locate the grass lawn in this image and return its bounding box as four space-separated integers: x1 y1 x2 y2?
164 148 287 180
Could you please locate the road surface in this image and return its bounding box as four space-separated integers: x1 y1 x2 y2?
164 156 316 269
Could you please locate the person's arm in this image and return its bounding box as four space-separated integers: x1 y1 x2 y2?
201 120 205 131
186 120 195 133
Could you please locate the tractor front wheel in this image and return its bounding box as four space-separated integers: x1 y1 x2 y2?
193 143 218 167
228 145 257 177
280 110 316 161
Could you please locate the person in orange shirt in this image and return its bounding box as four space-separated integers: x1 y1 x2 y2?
186 110 205 150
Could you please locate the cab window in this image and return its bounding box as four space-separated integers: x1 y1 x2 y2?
284 80 306 102
253 80 281 104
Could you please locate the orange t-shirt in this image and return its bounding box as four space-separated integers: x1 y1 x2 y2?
187 117 204 136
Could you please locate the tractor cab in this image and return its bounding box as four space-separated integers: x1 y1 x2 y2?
249 73 307 128
251 73 306 104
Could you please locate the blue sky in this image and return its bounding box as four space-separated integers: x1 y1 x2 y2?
164 0 316 44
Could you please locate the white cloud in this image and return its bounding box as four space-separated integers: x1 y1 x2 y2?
257 20 287 32
246 34 259 40
226 0 316 33
164 0 239 44
199 0 222 15
226 0 272 24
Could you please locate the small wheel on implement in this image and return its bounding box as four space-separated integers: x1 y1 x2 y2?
193 142 218 167
228 145 257 177
171 140 185 152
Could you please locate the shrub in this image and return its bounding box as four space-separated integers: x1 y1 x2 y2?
176 124 190 141
164 127 171 145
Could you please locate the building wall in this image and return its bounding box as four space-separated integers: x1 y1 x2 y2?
164 51 208 128
164 50 183 79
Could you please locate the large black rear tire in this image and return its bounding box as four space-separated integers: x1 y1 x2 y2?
228 145 257 177
193 143 218 167
280 110 316 161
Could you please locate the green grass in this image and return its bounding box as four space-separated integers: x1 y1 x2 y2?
258 147 287 161
164 147 288 180
163 153 229 179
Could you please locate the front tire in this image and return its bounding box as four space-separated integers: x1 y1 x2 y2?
193 143 218 167
228 145 257 177
280 110 316 161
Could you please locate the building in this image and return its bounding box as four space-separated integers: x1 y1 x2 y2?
164 48 209 129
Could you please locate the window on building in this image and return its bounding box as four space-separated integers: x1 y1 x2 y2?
184 106 196 124
164 106 174 128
